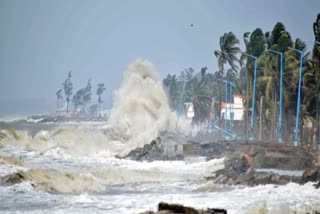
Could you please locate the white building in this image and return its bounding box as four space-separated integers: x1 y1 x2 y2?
221 94 244 121
184 102 195 120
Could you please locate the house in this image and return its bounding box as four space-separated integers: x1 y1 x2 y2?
221 94 244 121
184 102 195 120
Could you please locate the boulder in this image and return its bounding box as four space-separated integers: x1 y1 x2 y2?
140 202 227 214
123 137 168 161
301 167 320 188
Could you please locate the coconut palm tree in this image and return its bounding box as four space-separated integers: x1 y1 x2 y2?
313 13 320 147
214 32 240 121
163 74 181 110
240 28 266 138
188 68 215 125
214 32 240 74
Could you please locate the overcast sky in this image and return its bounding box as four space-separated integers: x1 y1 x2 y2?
0 0 319 115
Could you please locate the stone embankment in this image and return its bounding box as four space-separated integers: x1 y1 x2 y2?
125 136 320 187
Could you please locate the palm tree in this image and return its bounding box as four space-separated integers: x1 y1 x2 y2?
224 68 234 79
214 32 240 74
313 13 320 148
241 28 266 138
163 74 181 110
214 32 240 120
188 68 214 125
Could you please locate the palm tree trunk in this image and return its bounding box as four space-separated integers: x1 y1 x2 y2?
300 115 304 147
268 89 275 141
270 92 275 141
273 91 278 141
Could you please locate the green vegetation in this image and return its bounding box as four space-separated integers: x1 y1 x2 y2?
163 13 320 146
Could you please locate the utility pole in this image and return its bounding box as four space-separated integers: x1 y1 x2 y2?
288 47 304 146
259 96 263 141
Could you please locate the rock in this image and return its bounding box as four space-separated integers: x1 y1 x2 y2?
213 168 226 177
252 173 272 185
236 171 254 184
249 143 314 170
123 137 167 161
140 202 227 214
301 167 320 188
227 177 234 185
246 167 254 174
1 172 25 184
302 167 320 183
158 202 198 213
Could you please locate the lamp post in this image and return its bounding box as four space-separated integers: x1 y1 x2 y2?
288 47 304 146
176 81 186 129
243 53 258 140
269 49 284 143
224 80 233 130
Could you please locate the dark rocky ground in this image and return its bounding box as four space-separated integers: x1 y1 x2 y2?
140 202 227 214
125 136 320 188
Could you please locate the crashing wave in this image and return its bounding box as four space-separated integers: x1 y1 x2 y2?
0 59 190 157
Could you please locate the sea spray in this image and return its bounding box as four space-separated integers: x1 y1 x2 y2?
104 59 186 155
0 59 190 156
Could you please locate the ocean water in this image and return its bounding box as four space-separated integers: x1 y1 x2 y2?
1 126 320 214
1 60 320 214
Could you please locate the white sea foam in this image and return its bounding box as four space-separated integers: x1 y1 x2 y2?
0 164 28 177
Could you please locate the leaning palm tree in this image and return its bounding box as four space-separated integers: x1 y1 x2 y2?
214 32 240 120
214 32 240 74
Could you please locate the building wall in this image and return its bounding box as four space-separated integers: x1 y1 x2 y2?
221 94 244 121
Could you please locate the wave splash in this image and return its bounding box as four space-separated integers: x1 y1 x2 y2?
104 59 181 155
0 59 189 156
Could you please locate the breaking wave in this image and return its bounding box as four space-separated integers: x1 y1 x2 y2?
104 59 186 154
0 59 189 156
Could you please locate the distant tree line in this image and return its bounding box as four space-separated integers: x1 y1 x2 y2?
56 71 106 117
